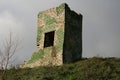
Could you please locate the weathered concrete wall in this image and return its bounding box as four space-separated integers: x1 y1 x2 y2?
21 3 66 68
63 4 82 63
36 4 65 66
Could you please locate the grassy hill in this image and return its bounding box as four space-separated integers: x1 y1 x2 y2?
1 57 120 80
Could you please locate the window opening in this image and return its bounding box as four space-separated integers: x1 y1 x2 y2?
44 31 55 48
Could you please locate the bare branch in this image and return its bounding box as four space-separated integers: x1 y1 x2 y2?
0 31 20 70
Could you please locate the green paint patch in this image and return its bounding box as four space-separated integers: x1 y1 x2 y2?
56 28 64 40
37 27 43 45
44 47 52 54
42 14 56 33
27 49 44 64
55 28 64 53
43 24 55 32
43 15 56 25
56 3 65 15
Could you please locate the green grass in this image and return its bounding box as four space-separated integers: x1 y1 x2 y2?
1 57 120 80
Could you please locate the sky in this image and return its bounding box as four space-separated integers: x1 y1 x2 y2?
0 0 120 65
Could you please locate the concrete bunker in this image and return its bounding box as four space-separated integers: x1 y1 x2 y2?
21 3 83 68
36 3 83 65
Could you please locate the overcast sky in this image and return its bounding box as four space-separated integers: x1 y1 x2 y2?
0 0 120 65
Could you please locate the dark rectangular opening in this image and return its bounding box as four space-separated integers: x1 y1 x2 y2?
44 31 55 48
